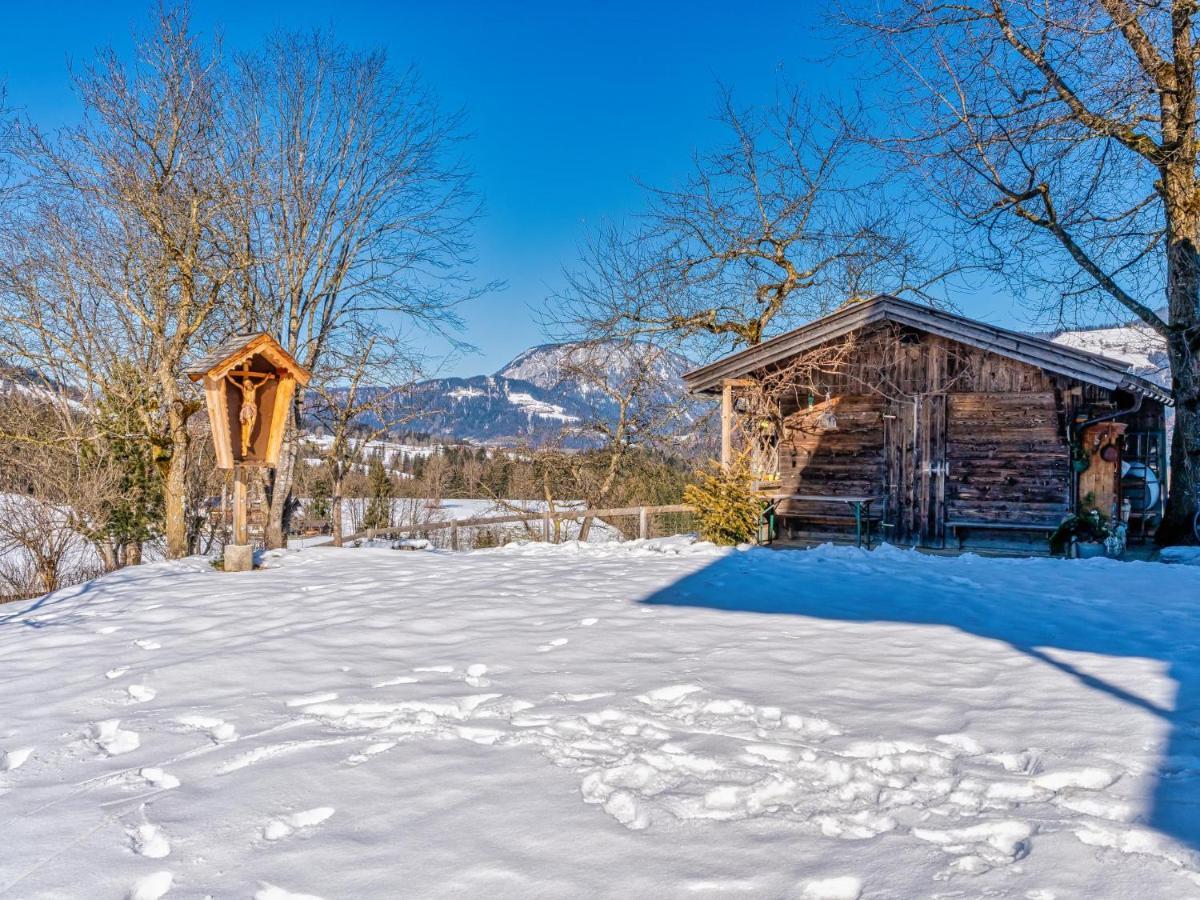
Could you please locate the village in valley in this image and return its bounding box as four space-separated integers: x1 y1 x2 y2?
1 3 1199 899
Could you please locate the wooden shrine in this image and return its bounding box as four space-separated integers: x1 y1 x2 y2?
187 333 311 570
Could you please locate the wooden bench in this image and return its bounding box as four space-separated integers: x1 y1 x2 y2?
768 495 885 548
946 519 1057 550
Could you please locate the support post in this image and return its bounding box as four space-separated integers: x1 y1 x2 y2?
543 512 551 543
233 466 248 545
639 506 649 540
451 525 459 552
721 380 733 472
225 466 254 572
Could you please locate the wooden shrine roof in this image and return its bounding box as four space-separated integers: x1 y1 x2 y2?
186 332 311 386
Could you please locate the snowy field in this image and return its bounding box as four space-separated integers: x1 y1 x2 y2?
1 540 1199 899
307 498 623 549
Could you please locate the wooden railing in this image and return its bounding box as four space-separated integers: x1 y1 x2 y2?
344 503 695 550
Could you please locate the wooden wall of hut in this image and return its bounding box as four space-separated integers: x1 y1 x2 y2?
768 327 1076 545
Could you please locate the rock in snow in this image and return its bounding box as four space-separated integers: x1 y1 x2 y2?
1 539 1199 897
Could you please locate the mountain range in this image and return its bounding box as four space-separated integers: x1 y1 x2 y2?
313 341 695 447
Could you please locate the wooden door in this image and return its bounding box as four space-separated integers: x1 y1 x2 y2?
885 395 947 546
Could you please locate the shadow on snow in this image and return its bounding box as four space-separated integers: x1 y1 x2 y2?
639 544 1200 852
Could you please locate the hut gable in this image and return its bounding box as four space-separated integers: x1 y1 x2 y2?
683 295 1171 404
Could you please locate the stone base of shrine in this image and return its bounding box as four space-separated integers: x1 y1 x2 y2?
224 544 254 572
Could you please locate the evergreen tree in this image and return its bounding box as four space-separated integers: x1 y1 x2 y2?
82 364 165 563
684 460 760 546
308 472 332 523
363 454 394 530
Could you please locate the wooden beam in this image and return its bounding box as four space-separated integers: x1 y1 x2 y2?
721 380 733 471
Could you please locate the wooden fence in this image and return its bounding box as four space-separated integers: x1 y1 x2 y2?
344 504 696 550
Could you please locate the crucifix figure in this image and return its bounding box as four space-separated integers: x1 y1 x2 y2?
226 367 276 458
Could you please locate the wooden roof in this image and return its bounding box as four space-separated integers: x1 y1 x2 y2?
186 332 311 386
682 295 1172 404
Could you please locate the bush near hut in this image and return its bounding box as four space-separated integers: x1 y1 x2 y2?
1049 509 1111 556
684 461 761 546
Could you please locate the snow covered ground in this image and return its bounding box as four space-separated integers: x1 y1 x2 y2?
2 540 1199 898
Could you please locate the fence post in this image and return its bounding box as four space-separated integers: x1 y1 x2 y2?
543 511 551 543
451 525 459 552
639 506 649 540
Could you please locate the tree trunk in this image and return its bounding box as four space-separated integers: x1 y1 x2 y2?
331 477 345 547
264 401 300 549
1158 182 1200 544
96 540 118 572
163 406 191 559
1160 320 1200 542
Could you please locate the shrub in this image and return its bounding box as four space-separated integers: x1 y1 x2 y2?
684 461 762 546
1049 509 1110 555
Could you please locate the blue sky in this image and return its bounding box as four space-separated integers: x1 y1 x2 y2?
0 1 1031 376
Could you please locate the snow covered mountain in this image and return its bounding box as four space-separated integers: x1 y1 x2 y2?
498 341 688 396
1047 322 1170 389
378 341 693 446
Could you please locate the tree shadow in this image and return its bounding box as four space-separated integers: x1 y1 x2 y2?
639 545 1200 851
0 564 200 629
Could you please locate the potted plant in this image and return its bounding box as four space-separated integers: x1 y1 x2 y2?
1049 509 1112 558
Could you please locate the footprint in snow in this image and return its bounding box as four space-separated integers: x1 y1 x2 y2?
346 741 397 765
127 685 157 703
93 719 140 756
176 715 237 743
255 884 326 900
127 871 173 900
801 876 863 900
128 822 171 858
536 638 568 653
139 767 181 789
372 676 419 687
134 639 161 650
465 664 490 687
98 625 122 635
285 692 338 708
106 667 130 680
2 747 33 771
262 807 335 841
579 618 599 626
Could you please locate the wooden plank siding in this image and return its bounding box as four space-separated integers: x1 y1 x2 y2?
776 395 886 521
765 327 1076 545
945 393 1071 527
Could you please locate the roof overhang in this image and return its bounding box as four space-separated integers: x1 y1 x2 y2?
682 295 1172 405
186 332 312 386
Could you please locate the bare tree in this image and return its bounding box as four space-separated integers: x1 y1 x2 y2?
0 7 242 558
557 341 693 538
0 385 117 596
229 30 485 549
306 325 423 546
551 90 944 358
848 0 1200 541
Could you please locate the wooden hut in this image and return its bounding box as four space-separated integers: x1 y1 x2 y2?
683 295 1172 550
